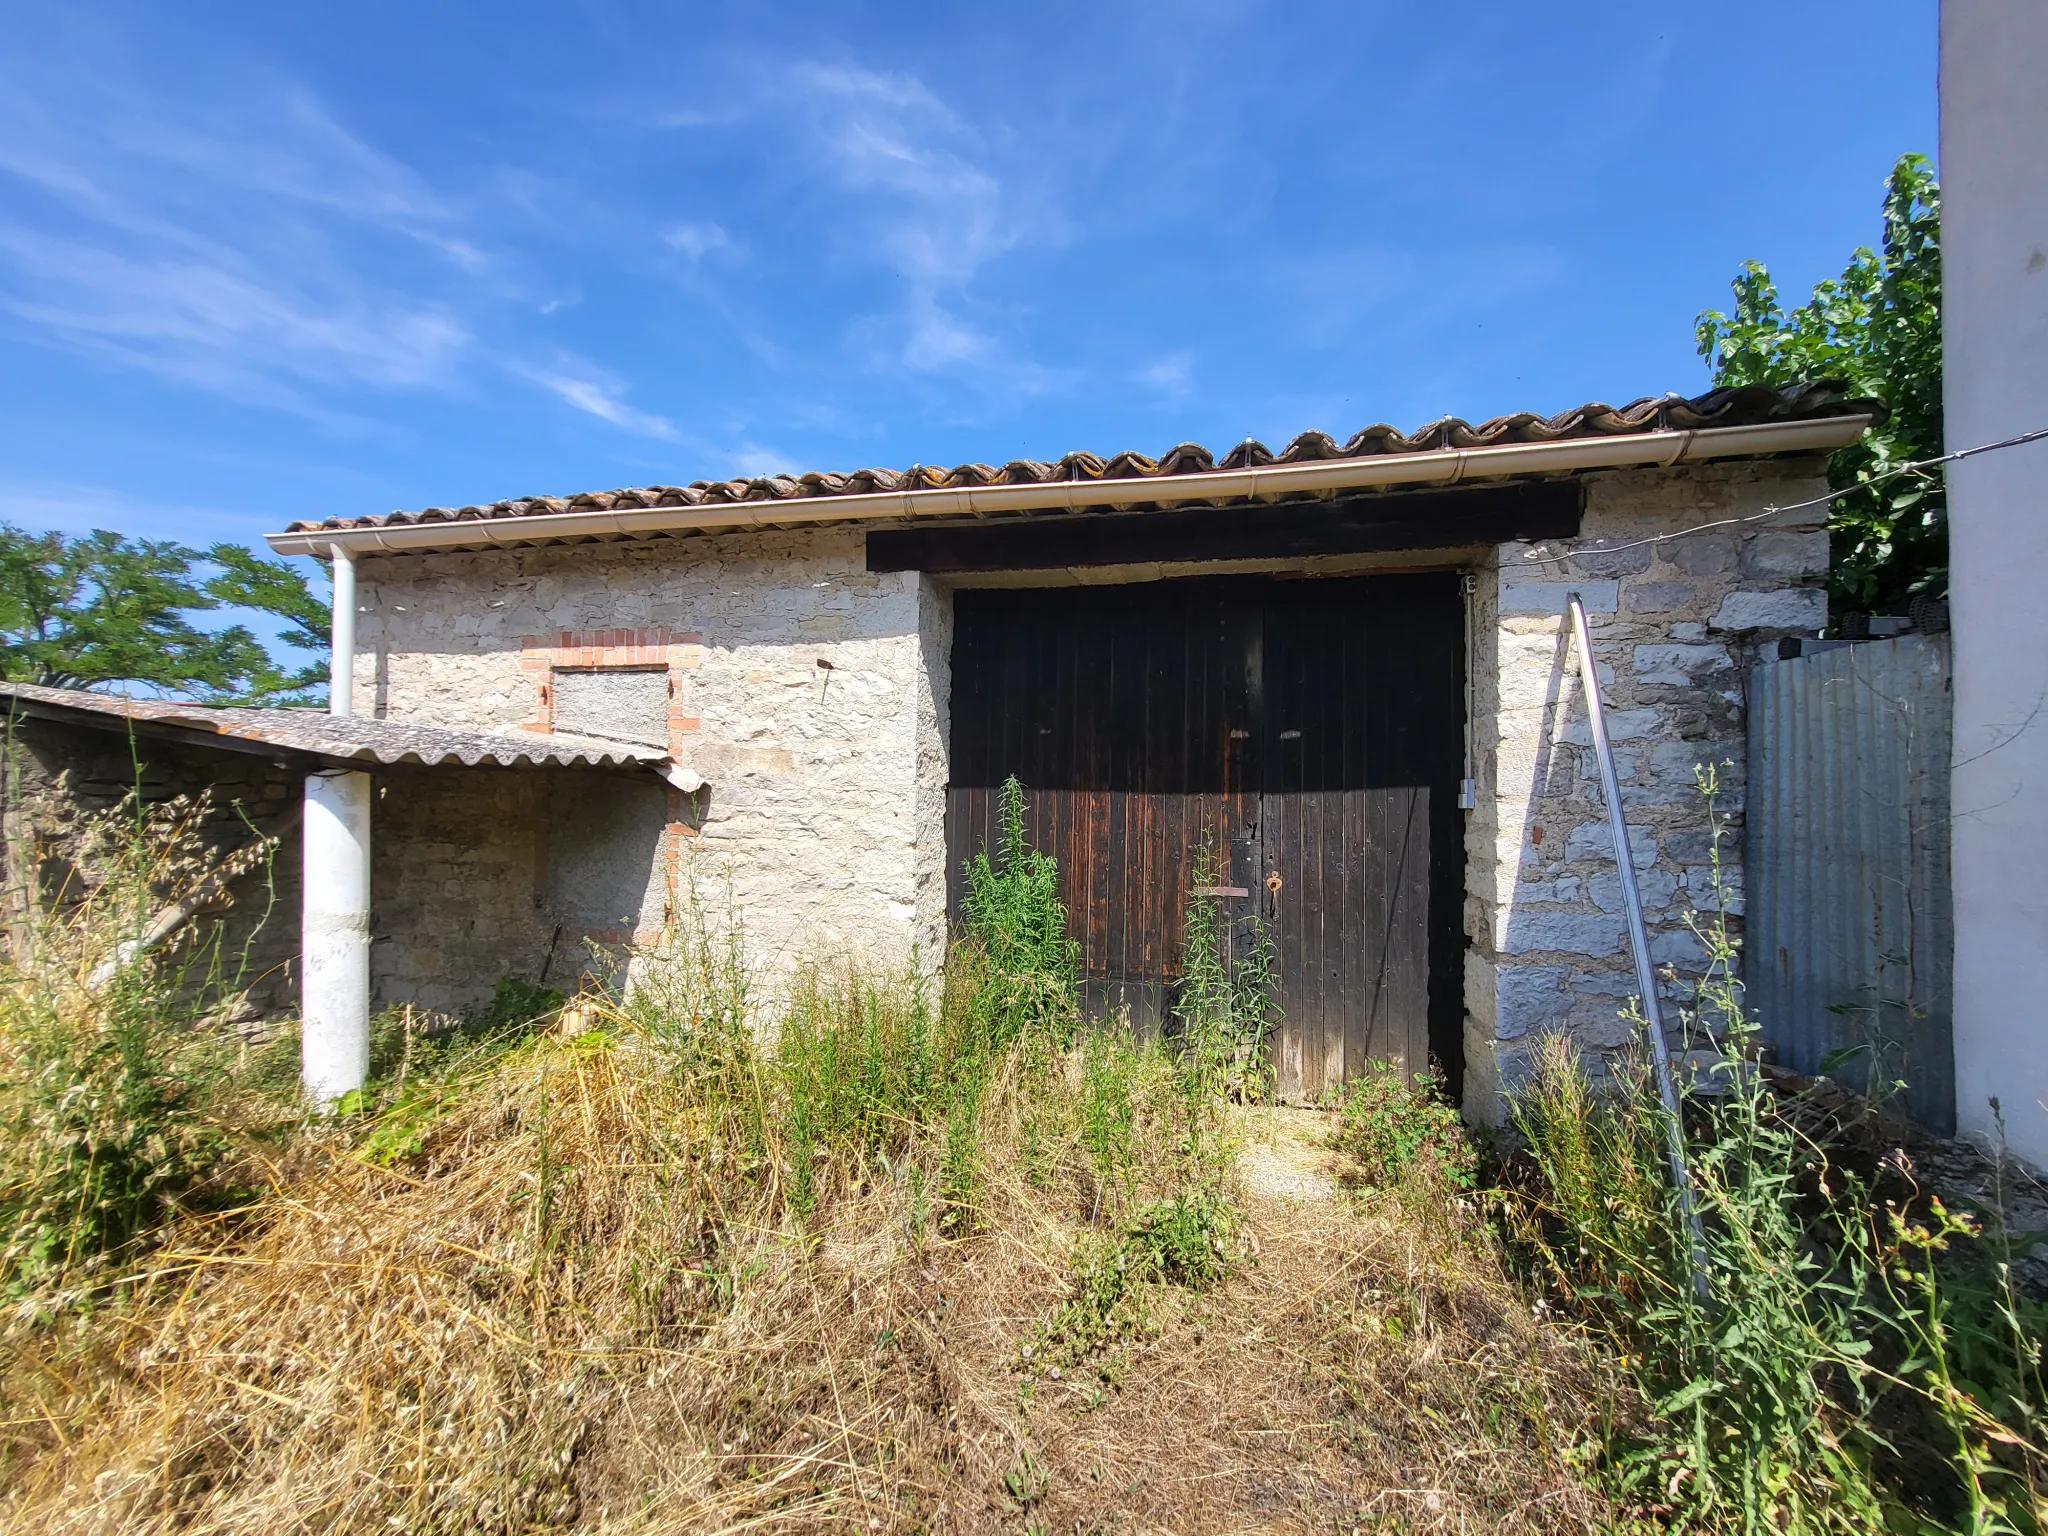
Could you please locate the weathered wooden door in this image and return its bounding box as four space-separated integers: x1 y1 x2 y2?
948 573 1463 1101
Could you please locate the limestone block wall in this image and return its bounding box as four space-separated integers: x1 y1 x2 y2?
369 766 553 1014
1460 456 1832 1126
0 716 304 1021
368 764 682 1017
352 530 950 984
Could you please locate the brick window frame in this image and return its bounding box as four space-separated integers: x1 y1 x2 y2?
519 627 702 752
520 627 706 939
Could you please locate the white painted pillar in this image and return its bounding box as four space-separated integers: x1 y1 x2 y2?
304 547 369 1103
301 768 372 1103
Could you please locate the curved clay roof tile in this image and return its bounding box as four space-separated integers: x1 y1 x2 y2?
293 381 1884 532
1100 451 1159 479
1216 439 1275 470
1155 443 1216 474
1276 430 1345 462
1334 426 1403 457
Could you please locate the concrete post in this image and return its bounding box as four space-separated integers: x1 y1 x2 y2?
302 768 372 1103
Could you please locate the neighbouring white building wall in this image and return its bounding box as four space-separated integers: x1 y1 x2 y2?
1942 4 2048 1169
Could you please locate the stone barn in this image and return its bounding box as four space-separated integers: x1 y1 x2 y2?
6 383 1879 1124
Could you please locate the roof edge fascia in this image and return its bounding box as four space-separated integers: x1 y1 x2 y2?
265 414 1870 559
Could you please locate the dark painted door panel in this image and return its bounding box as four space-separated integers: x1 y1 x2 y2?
947 573 1463 1099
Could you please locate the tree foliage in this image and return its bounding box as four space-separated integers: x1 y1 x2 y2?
0 527 329 703
1696 153 1943 614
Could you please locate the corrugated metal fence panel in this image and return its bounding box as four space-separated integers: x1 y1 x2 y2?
1747 635 1955 1132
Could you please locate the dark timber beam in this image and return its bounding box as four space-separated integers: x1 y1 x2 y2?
864 479 1585 574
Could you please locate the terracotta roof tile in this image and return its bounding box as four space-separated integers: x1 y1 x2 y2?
289 381 1881 535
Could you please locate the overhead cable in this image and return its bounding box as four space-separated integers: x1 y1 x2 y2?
1512 424 2048 570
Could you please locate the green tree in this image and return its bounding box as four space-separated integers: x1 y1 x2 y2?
1695 153 1943 615
0 527 329 703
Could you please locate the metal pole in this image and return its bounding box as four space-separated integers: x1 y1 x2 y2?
1566 593 1710 1301
328 543 356 718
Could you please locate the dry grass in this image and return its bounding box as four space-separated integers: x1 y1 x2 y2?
0 1018 1623 1535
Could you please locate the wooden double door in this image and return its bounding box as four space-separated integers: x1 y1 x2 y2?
947 572 1466 1102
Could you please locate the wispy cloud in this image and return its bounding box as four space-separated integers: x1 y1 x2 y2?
785 62 1049 374
0 66 483 406
728 443 800 477
0 222 470 396
511 360 677 440
1137 351 1194 397
663 220 732 260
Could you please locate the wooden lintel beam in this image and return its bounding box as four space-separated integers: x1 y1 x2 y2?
864 479 1585 574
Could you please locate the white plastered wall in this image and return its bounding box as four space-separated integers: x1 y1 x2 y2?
1942 4 2048 1168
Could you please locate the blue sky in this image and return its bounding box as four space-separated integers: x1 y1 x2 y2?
1 1 1936 597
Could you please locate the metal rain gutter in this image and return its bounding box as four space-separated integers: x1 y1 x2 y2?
263 415 1872 558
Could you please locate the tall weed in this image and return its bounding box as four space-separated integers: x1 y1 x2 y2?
1171 837 1278 1107
961 775 1078 1050
1080 1025 1140 1221
1508 769 2048 1533
0 790 279 1300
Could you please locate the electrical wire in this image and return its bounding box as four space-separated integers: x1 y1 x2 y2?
1511 423 2048 570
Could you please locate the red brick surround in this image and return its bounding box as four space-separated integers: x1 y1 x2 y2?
518 627 703 748
520 627 708 943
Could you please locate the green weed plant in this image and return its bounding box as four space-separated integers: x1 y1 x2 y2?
1332 1062 1476 1193
0 789 281 1301
1508 768 2047 1534
1171 837 1279 1110
961 775 1079 1052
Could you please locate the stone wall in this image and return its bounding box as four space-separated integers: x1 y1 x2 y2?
353 529 951 983
0 719 672 1023
1459 456 1832 1126
368 766 548 1014
347 455 1828 1107
1 715 304 1022
366 763 670 1015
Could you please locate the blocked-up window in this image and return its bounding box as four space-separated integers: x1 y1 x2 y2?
550 667 669 748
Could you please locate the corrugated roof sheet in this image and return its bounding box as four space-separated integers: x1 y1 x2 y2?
289 381 1883 535
0 683 658 768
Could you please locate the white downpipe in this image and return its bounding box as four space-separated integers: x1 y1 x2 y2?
329 542 356 717
301 769 372 1103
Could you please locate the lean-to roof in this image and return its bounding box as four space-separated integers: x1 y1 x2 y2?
0 683 657 769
